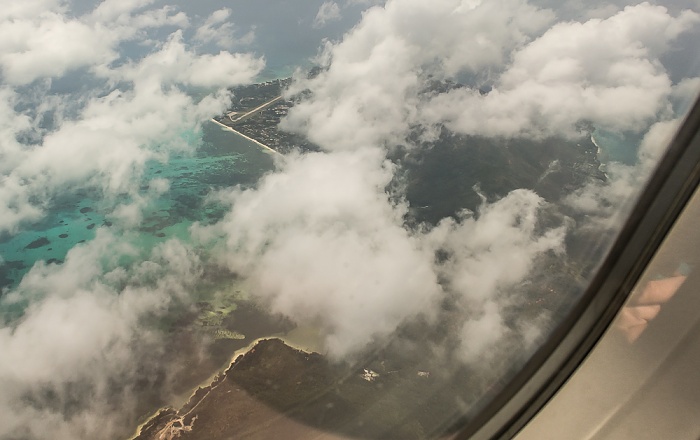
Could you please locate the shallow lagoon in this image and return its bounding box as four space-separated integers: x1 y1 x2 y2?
0 122 274 295
592 127 641 167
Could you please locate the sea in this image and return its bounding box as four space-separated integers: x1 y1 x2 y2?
0 0 373 306
591 127 642 169
0 123 274 295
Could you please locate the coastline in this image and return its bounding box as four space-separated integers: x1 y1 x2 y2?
590 134 610 178
128 113 306 438
172 332 322 408
210 118 281 156
129 335 321 440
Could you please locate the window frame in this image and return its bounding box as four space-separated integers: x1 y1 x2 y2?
455 96 700 440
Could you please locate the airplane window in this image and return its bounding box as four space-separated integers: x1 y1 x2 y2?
0 1 698 440
515 180 700 440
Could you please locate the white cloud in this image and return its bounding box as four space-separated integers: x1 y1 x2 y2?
194 8 255 49
429 190 566 302
2 2 700 438
0 1 252 235
670 76 700 114
89 0 189 29
0 12 117 85
194 8 233 47
344 0 386 6
111 30 264 88
0 1 264 236
0 88 31 173
426 189 566 362
196 148 568 362
423 3 699 138
0 82 225 234
193 149 443 359
0 0 65 18
566 117 683 227
0 0 190 86
458 302 507 364
287 1 698 153
89 0 155 22
314 1 342 28
244 0 698 366
0 232 202 440
283 0 555 151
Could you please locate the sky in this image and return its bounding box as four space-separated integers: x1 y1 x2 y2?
0 1 699 439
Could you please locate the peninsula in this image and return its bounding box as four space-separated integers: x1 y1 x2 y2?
129 76 609 440
212 78 317 155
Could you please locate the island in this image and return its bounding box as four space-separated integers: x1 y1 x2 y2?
131 75 607 440
212 78 318 155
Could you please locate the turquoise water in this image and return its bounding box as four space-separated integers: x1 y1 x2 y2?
0 122 274 293
0 0 335 293
592 127 642 167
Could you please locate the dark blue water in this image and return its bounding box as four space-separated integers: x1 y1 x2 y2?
165 0 370 81
0 122 274 293
68 0 370 83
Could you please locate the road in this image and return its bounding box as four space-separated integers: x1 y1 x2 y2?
210 118 281 155
229 96 283 124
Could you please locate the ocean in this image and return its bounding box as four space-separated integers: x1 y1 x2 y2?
591 127 642 167
0 122 274 296
0 0 365 323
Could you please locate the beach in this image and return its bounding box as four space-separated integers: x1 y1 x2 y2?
210 119 281 156
129 335 325 440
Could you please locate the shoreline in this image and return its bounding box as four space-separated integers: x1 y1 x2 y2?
170 332 321 409
590 134 610 178
128 335 319 440
210 118 281 156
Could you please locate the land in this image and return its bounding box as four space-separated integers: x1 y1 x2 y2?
215 78 603 229
213 78 318 154
132 77 610 439
134 339 462 440
133 339 353 440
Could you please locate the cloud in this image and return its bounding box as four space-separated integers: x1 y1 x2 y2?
287 1 698 152
0 12 117 85
344 0 386 6
193 148 567 362
314 1 342 28
422 3 699 138
0 2 262 436
0 83 224 234
563 73 699 228
531 0 700 20
426 189 567 362
193 149 443 359
0 88 43 232
565 117 684 227
283 0 555 151
0 0 66 21
0 7 264 434
0 0 189 86
429 190 566 303
0 1 264 236
0 232 202 440
2 1 700 438
110 30 264 88
670 76 700 113
263 0 698 366
194 8 255 49
89 0 189 29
